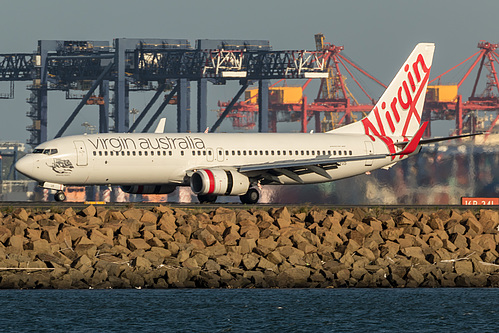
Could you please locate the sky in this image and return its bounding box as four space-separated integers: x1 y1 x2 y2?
1 0 499 144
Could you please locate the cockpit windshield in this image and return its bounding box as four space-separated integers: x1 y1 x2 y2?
33 148 58 155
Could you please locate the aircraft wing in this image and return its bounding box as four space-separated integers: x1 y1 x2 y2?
236 153 388 183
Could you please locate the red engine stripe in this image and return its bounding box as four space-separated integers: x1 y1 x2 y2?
205 169 215 194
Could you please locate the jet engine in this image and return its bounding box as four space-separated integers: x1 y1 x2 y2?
190 169 249 196
120 185 176 194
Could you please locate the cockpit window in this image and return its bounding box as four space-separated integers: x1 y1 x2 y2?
33 149 44 154
41 149 58 155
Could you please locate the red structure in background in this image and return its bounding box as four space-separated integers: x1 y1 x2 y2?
426 41 499 138
219 38 499 138
218 34 386 133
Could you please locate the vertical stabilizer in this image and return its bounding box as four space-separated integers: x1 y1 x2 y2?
331 43 435 138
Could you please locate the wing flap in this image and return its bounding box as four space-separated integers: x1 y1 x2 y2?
238 154 388 173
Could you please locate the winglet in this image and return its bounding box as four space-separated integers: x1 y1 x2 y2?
154 118 166 133
391 121 428 156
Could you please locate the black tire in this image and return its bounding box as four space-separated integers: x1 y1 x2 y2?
197 194 217 204
54 191 66 202
240 188 259 204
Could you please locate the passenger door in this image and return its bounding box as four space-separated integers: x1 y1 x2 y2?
74 140 88 166
364 141 374 166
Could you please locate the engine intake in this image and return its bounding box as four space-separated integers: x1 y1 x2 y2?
190 169 249 196
120 185 176 194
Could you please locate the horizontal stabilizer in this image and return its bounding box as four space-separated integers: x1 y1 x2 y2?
419 132 484 145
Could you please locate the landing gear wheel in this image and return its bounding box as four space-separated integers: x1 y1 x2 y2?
197 194 218 204
240 188 259 204
54 191 66 202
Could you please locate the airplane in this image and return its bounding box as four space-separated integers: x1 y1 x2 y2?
15 43 481 204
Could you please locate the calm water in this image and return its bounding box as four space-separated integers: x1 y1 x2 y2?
0 289 497 332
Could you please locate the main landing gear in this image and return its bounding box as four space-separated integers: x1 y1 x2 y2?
196 188 260 204
239 188 259 204
54 191 66 202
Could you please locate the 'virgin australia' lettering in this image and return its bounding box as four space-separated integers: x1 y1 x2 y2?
87 136 206 152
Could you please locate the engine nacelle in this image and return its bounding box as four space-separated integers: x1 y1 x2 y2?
120 185 176 194
190 169 249 196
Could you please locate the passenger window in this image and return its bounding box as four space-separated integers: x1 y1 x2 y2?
237 151 241 156
139 151 142 156
133 151 136 156
169 151 172 156
181 151 184 156
323 151 326 155
301 151 304 155
259 150 263 155
328 150 331 155
254 150 257 155
248 151 252 155
344 150 347 155
203 151 206 156
306 151 309 155
208 151 212 155
295 151 299 155
243 151 247 156
349 151 353 155
283 151 286 155
338 151 342 155
192 151 196 156
311 151 315 155
145 151 148 156
271 151 274 155
265 151 269 155
277 151 280 155
333 151 336 156
105 151 108 156
93 151 96 156
110 151 114 156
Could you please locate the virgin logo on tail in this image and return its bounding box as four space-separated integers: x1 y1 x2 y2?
363 52 431 139
334 43 435 157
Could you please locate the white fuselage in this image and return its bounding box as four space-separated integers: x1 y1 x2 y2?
16 132 400 187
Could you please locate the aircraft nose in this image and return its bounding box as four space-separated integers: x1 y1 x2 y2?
15 156 33 178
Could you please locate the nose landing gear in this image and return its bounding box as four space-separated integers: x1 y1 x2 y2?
54 191 66 202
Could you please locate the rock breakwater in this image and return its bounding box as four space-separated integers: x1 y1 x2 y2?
0 205 497 288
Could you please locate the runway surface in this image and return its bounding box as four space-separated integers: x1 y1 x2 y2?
0 201 492 211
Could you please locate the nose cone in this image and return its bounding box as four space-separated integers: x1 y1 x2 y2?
15 156 34 179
